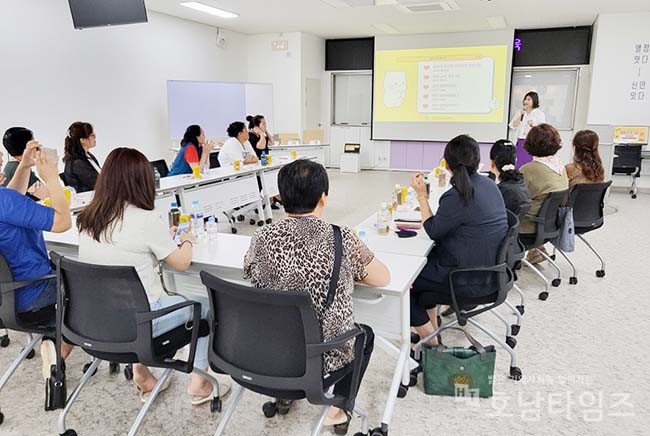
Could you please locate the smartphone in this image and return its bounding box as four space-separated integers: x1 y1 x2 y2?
41 147 58 162
174 221 191 245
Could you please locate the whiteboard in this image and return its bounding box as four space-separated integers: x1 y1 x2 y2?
509 68 579 131
167 81 274 140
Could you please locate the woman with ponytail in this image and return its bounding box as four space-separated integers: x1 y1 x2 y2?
408 135 508 344
246 114 274 159
63 122 101 193
490 139 532 215
566 130 605 188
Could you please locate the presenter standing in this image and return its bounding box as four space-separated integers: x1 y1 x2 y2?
509 91 546 168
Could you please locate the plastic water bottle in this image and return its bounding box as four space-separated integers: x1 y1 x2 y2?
206 216 219 243
153 167 161 189
377 203 390 235
261 152 268 166
190 200 205 238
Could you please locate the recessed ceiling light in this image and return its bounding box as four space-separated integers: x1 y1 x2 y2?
180 2 238 19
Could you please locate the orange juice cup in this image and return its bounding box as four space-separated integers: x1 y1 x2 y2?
400 187 408 203
192 165 201 179
43 198 52 207
63 187 72 204
290 150 297 159
233 160 241 171
267 154 272 164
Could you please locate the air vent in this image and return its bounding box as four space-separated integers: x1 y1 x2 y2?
393 0 460 13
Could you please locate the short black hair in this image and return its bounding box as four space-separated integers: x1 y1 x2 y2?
524 91 540 109
227 121 246 138
525 123 562 157
3 127 34 157
278 159 329 214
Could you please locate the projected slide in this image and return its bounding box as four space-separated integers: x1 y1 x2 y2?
374 45 508 123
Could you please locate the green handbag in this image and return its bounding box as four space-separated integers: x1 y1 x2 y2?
422 328 496 398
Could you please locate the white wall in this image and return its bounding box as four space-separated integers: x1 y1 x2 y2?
246 33 302 134
300 33 326 132
0 0 248 164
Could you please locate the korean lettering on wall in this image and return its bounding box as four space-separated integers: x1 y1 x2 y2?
630 43 649 101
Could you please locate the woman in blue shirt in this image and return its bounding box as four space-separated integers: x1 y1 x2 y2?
409 135 508 344
168 125 215 176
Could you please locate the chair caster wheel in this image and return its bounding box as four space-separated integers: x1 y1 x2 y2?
257 221 264 227
509 366 522 381
109 362 120 374
538 291 549 301
82 362 98 377
0 410 4 425
25 349 36 359
0 335 9 348
124 364 133 381
632 194 637 199
276 399 292 415
506 336 517 349
265 218 272 224
353 433 369 436
397 384 408 398
237 215 245 222
550 254 556 260
569 277 577 285
551 278 561 287
516 305 525 315
596 270 605 278
210 397 222 413
510 324 520 336
61 430 77 436
230 227 238 234
409 373 418 387
262 401 278 418
410 332 420 344
370 427 388 436
249 219 256 226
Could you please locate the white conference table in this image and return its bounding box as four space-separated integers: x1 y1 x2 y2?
43 225 425 434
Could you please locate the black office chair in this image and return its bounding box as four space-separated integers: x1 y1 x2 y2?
568 181 613 278
209 152 221 169
150 159 169 178
0 254 63 426
200 272 370 436
519 189 570 300
612 144 642 199
412 210 520 381
52 253 221 436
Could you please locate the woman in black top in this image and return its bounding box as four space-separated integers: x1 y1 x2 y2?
489 139 532 216
247 115 274 159
409 135 508 344
63 122 101 193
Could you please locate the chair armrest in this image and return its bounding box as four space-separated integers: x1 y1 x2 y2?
306 327 364 358
0 274 56 294
135 300 201 373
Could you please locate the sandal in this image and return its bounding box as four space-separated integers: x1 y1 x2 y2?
137 376 171 403
324 410 352 435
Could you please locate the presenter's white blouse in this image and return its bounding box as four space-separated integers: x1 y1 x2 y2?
509 108 546 139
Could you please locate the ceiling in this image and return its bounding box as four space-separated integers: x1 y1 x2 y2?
146 0 650 38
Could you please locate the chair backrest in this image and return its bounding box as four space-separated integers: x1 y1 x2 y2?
201 271 329 400
613 144 642 171
568 181 612 231
505 210 525 268
0 253 19 330
209 152 220 169
150 159 169 178
53 253 151 348
533 189 570 243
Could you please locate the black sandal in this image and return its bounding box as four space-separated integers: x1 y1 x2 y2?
333 411 352 435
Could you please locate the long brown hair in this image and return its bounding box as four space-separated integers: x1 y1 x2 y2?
64 122 93 162
572 130 604 182
77 148 155 242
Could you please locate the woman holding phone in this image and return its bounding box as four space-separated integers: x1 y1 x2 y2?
509 91 546 169
63 122 102 193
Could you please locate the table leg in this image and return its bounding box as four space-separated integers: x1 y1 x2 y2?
258 170 273 223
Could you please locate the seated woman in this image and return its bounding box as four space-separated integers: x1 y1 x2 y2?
519 124 569 264
565 129 605 188
246 114 274 159
218 122 259 167
63 122 101 193
243 159 390 433
489 139 532 216
168 125 215 176
409 135 508 344
77 148 226 404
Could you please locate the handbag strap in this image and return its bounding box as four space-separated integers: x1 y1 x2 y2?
325 225 343 310
442 327 487 354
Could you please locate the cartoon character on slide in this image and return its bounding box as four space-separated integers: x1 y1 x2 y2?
383 71 407 108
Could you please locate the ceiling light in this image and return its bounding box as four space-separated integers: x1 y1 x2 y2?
372 23 400 34
180 2 238 18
